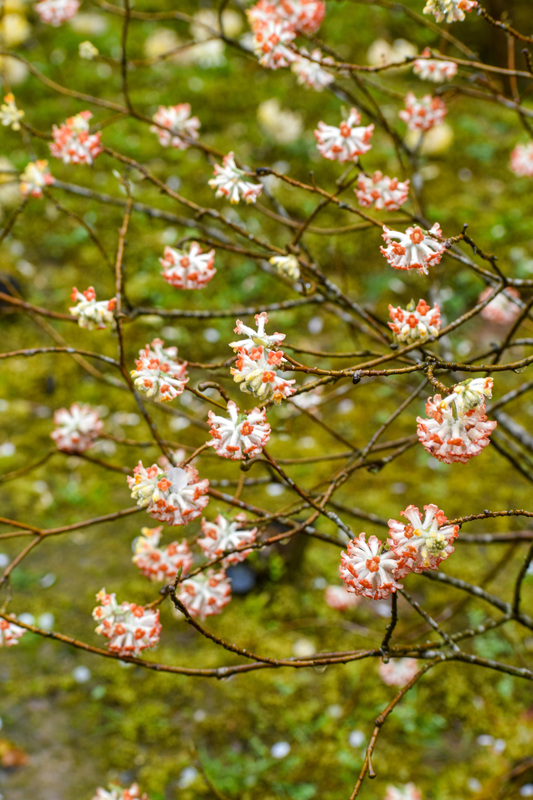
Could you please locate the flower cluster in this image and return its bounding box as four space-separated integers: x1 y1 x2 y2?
378 658 419 686
0 93 24 130
92 590 161 656
315 108 374 162
423 0 478 24
247 1 325 70
176 570 232 619
340 533 404 600
324 585 360 611
510 142 533 178
131 339 189 402
355 171 409 211
269 254 301 281
417 378 497 463
479 286 521 325
50 111 103 165
380 224 446 274
229 312 295 404
35 0 80 25
207 400 271 459
128 462 209 526
150 103 200 149
133 527 193 583
159 242 216 290
0 617 26 647
388 299 441 344
51 402 103 453
19 160 54 198
291 49 334 91
399 93 447 132
198 514 257 566
69 286 117 330
413 49 457 82
209 152 263 204
92 784 148 800
385 784 422 800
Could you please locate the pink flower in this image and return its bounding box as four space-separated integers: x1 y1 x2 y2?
0 617 26 647
231 346 296 404
315 108 374 162
69 286 117 330
378 658 419 686
423 0 478 23
399 93 447 132
510 142 533 177
340 533 404 600
159 242 216 290
207 400 270 459
388 504 459 573
355 171 409 211
208 152 263 204
380 223 446 275
133 527 193 582
177 569 232 619
385 784 422 800
150 103 200 149
35 0 80 26
51 402 103 453
413 48 458 82
130 339 188 402
128 462 209 526
479 286 521 325
291 49 334 91
92 590 161 656
92 785 148 800
388 299 441 344
198 514 257 566
50 111 103 164
19 160 53 198
324 584 361 611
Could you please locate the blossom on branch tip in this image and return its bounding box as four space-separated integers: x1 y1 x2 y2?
207 400 270 459
413 49 457 82
231 346 296 404
69 286 117 330
315 108 374 162
177 569 232 619
378 658 419 686
50 111 102 165
510 142 533 178
133 527 193 582
269 254 301 281
355 171 409 211
0 93 24 130
198 514 257 565
159 242 216 290
291 49 334 91
251 16 297 69
127 462 209 526
20 160 53 198
92 785 148 800
388 299 441 344
150 103 200 149
423 0 478 23
51 402 103 453
208 152 263 204
0 617 26 647
230 312 285 353
92 590 161 656
339 533 404 600
131 339 188 402
479 286 521 325
35 0 80 25
399 93 447 132
380 223 446 274
388 504 459 573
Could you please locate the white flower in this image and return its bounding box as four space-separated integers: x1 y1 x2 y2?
20 160 53 198
50 111 103 165
380 223 446 275
35 0 80 25
79 41 99 59
150 103 200 149
133 527 193 582
510 142 533 178
379 658 419 686
209 152 262 204
423 0 478 24
413 49 457 82
388 298 441 344
229 312 286 353
198 513 257 566
269 254 301 281
324 585 360 611
291 48 334 91
340 533 404 600
131 338 188 402
315 108 374 162
479 286 521 325
69 286 117 330
127 462 209 526
159 242 215 290
388 504 458 573
0 617 26 647
399 92 447 132
207 400 270 459
177 570 232 619
51 402 103 453
0 93 24 130
257 98 303 144
231 346 296 404
92 590 161 656
385 783 422 800
355 171 409 211
92 784 147 800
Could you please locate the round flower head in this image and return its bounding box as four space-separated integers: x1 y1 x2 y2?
510 142 533 178
133 526 193 582
385 784 422 800
399 93 447 132
92 590 161 656
247 0 325 36
92 784 148 800
209 152 263 204
69 286 117 330
269 254 301 281
479 286 521 325
35 0 80 25
413 49 458 82
380 223 446 275
388 299 441 344
230 312 286 353
20 160 53 198
198 513 257 566
51 402 103 453
150 103 200 149
0 93 24 130
378 658 419 686
291 49 334 91
231 346 296 404
355 171 409 211
251 15 297 69
0 617 26 647
207 401 270 459
131 338 188 402
315 108 374 162
50 111 103 165
423 0 478 23
177 569 232 619
340 533 404 600
128 462 209 526
159 242 216 290
324 584 361 611
388 504 459 574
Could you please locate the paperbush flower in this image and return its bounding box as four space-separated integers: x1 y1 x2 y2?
128 462 209 526
399 93 447 132
92 784 148 800
150 103 200 149
324 584 361 611
133 526 193 582
388 299 441 344
69 286 117 330
423 0 478 23
388 504 459 573
35 0 80 25
50 111 103 165
413 49 457 82
251 15 297 69
198 514 257 565
19 160 53 198
385 784 422 800
270 254 301 280
207 400 271 459
339 533 404 600
230 312 286 353
355 171 409 210
315 108 374 162
51 402 103 453
131 338 188 402
0 617 26 647
0 93 24 130
248 0 325 36
479 286 521 325
231 347 296 404
208 152 263 204
159 242 216 290
92 590 162 656
379 658 419 686
291 49 334 91
510 142 533 178
380 223 446 274
177 569 232 619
